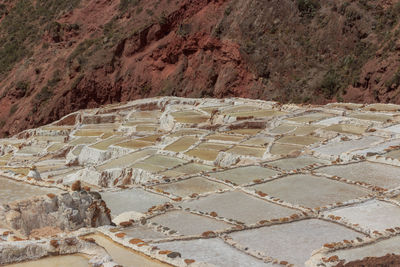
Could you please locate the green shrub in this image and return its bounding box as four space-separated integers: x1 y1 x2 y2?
35 86 53 102
119 0 140 11
70 74 84 90
15 81 30 94
0 0 81 75
177 24 191 37
320 69 341 97
9 104 18 115
385 69 400 90
297 0 320 18
47 70 62 87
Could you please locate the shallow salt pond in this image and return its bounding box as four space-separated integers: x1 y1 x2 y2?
154 176 229 197
230 219 364 266
250 174 370 208
0 177 62 204
164 136 198 152
153 238 272 267
209 166 278 185
5 254 89 267
86 233 170 267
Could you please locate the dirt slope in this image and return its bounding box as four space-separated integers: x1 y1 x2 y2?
1 0 400 136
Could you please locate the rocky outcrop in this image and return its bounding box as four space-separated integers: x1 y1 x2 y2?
0 191 112 236
0 234 114 265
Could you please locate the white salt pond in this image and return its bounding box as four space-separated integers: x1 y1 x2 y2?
0 176 62 204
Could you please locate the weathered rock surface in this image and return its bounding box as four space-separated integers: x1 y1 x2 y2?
0 191 111 236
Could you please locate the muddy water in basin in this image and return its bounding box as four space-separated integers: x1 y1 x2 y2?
5 254 89 267
86 233 171 267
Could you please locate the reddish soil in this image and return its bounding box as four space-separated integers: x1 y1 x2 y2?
1 0 400 136
335 253 400 267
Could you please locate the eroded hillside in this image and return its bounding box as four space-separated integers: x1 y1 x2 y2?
1 0 400 136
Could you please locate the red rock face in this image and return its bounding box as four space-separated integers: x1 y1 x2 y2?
1 0 400 136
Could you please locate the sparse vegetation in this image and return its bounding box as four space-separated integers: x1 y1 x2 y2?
297 0 320 18
9 104 18 115
385 68 400 90
15 81 30 95
177 24 191 37
0 0 81 75
320 69 341 97
119 0 140 11
35 86 53 102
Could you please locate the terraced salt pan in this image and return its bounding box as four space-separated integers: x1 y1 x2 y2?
31 135 66 142
46 143 65 152
323 236 400 265
181 191 297 224
100 188 170 216
228 109 285 118
129 111 162 120
139 155 187 169
154 177 229 197
150 210 232 235
168 163 214 175
226 145 266 158
90 136 127 150
315 116 352 126
225 128 262 135
350 113 393 122
209 166 279 185
167 129 208 137
291 125 321 136
317 162 400 189
285 113 332 124
121 225 168 240
16 146 44 155
266 156 329 171
269 143 303 156
242 136 273 147
323 200 400 232
97 149 156 171
205 134 245 143
230 219 364 266
5 255 89 267
384 149 400 160
74 129 109 137
136 124 160 132
384 124 400 134
251 174 370 208
313 136 383 157
0 177 62 204
164 137 198 152
219 105 260 114
2 166 35 175
115 139 153 150
186 142 231 161
350 139 400 157
327 103 363 110
276 135 323 146
154 238 272 267
69 137 98 146
171 111 209 123
323 124 368 135
132 162 167 173
365 103 400 111
87 234 170 267
269 124 297 134
159 163 214 178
